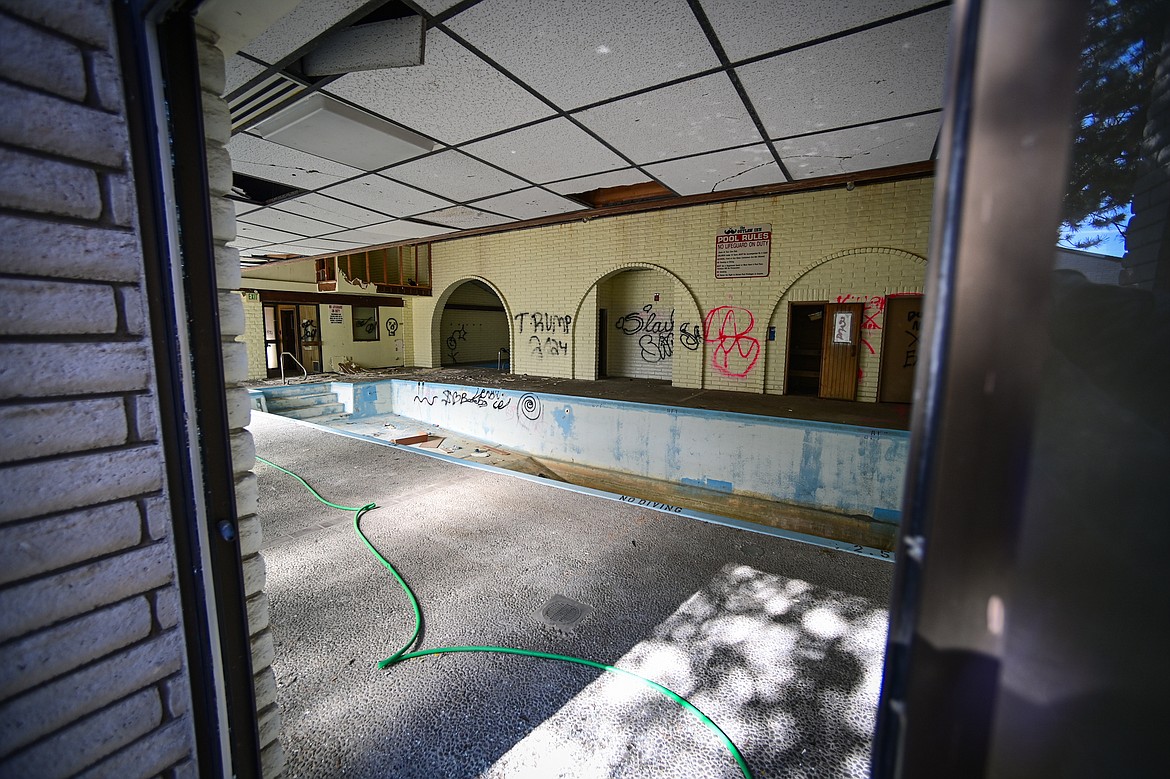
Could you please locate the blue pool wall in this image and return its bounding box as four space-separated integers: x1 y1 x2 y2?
336 379 907 522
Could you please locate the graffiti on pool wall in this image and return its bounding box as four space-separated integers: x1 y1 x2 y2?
445 323 468 362
614 304 675 363
440 388 511 410
518 393 542 420
703 306 760 378
678 323 702 351
835 294 885 355
513 312 572 335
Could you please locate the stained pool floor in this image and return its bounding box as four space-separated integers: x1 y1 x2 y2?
252 412 894 778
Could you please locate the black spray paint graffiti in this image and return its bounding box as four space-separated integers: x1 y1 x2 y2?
678 323 702 352
614 304 675 363
902 311 921 369
445 323 468 363
529 335 568 359
385 317 399 337
513 312 572 335
518 393 541 421
413 381 436 405
441 388 511 410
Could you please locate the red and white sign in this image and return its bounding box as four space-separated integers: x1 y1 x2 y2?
715 224 771 279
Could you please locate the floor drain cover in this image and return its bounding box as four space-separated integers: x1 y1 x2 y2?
536 594 593 634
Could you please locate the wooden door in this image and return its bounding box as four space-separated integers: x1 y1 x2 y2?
819 302 863 400
879 295 923 403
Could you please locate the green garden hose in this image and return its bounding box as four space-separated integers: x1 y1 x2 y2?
256 455 753 779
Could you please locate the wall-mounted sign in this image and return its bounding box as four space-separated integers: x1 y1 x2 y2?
328 304 343 324
244 292 258 301
832 311 854 344
715 224 771 279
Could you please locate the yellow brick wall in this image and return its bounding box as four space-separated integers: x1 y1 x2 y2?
240 293 266 380
413 177 932 398
601 270 675 381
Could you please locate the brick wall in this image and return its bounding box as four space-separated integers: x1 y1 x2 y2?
417 176 933 399
0 2 197 776
195 27 285 778
601 270 676 382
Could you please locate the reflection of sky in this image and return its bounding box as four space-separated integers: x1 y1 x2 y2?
1059 204 1132 257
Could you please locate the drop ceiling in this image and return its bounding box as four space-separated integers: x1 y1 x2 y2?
199 0 950 265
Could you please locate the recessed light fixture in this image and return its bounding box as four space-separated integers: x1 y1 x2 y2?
252 93 434 171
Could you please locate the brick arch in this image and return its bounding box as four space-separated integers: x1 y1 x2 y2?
777 247 926 299
765 247 927 395
430 276 514 369
570 263 705 388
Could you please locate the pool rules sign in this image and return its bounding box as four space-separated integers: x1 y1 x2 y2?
715 224 771 278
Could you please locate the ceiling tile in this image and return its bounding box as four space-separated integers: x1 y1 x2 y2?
317 174 455 218
776 115 939 179
225 55 267 95
575 72 762 164
238 207 344 236
737 8 949 139
698 0 938 62
444 0 720 110
546 169 652 195
233 200 260 217
471 188 585 220
272 193 391 228
241 243 319 256
383 150 530 203
416 205 516 230
461 118 628 184
327 29 554 145
644 143 785 195
242 0 371 65
279 237 367 251
339 220 457 242
227 237 269 249
228 133 361 190
413 0 465 15
234 222 305 244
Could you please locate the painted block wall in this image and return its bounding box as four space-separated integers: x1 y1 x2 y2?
0 5 199 776
603 270 675 382
237 272 406 378
348 381 907 519
416 177 932 399
196 28 285 777
439 280 509 366
318 303 404 372
439 308 509 365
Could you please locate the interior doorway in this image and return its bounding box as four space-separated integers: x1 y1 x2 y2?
264 303 322 378
879 295 923 403
785 303 826 395
820 302 863 400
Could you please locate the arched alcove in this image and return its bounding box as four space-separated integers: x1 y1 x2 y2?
430 277 513 371
571 263 704 389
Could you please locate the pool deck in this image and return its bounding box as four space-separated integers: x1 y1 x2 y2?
252 412 893 779
248 365 912 431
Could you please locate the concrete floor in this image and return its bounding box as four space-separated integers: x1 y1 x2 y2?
252 412 894 778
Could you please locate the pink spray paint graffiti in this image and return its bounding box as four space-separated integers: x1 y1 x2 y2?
835 294 885 355
703 306 760 378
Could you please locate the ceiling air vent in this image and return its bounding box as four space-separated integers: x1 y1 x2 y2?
229 72 308 134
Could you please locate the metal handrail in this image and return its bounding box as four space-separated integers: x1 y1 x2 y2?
497 347 510 371
280 351 308 385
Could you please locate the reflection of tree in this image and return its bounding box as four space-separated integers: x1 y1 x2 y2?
1062 0 1167 249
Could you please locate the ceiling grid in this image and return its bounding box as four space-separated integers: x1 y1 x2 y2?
205 0 949 263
